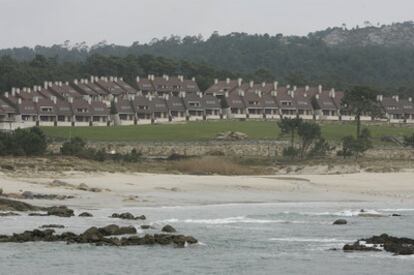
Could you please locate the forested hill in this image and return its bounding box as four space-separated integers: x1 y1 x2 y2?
2 22 414 96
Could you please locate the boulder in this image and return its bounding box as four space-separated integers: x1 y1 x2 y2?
333 219 347 225
161 225 176 233
80 227 104 242
77 183 89 191
111 212 146 220
140 225 152 230
46 206 74 217
99 224 120 236
343 234 414 255
116 226 137 235
21 191 34 199
50 180 70 187
391 214 401 217
78 212 93 217
0 212 20 216
0 198 42 211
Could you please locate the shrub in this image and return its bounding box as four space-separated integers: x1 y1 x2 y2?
60 137 86 156
282 146 300 159
0 127 47 156
338 128 372 158
403 133 414 148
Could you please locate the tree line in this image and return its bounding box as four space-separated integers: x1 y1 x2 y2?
2 30 414 97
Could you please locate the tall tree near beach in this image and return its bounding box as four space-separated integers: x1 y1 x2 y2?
277 117 303 146
340 86 383 137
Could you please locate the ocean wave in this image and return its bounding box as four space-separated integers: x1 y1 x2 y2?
283 209 385 217
268 237 353 243
157 216 309 225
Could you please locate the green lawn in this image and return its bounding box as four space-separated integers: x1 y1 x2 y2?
41 120 414 143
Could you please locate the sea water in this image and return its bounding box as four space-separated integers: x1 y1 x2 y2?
0 201 413 275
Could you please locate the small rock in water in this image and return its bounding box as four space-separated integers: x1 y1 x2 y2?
333 219 347 225
141 225 152 230
0 211 20 216
46 206 74 217
391 213 401 217
111 212 146 220
40 224 65 229
78 212 93 217
161 225 176 233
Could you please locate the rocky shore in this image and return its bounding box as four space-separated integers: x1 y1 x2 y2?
0 198 198 248
343 234 414 255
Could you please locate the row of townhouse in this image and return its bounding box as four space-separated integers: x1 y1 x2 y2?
1 75 414 129
206 78 414 122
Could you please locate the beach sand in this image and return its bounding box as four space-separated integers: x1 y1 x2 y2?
1 171 413 209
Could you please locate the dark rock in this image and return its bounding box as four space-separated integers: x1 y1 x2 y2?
111 212 146 220
161 225 176 233
391 214 401 217
343 234 414 255
80 227 104 242
40 224 65 229
22 191 34 199
333 219 347 225
78 212 93 217
1 164 14 171
140 225 152 230
0 226 197 247
0 212 20 216
28 213 49 216
0 198 42 211
46 206 74 217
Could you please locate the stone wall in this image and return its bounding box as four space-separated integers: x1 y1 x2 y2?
48 141 414 159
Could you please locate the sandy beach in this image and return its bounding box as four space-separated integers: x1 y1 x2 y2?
1 171 414 209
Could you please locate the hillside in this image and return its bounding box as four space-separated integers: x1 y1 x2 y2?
2 22 414 96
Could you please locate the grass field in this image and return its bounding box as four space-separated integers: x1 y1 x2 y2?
41 120 414 143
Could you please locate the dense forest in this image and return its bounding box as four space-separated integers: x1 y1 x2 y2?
2 22 414 96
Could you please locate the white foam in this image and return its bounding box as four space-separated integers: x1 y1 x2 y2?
157 216 308 225
269 237 353 243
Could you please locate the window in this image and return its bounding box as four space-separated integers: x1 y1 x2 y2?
188 101 200 107
40 107 53 112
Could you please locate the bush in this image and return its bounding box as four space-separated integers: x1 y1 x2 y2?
60 137 86 156
308 138 333 157
338 128 372 158
403 133 414 148
282 146 300 159
0 127 47 156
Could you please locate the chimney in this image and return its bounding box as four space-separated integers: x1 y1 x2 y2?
226 78 230 84
44 81 48 89
51 96 57 104
48 82 52 87
114 77 118 82
65 81 69 86
192 77 196 82
258 91 262 98
409 97 412 103
80 79 84 84
74 79 78 85
136 76 140 82
237 78 242 87
290 90 295 98
286 84 291 89
4 92 8 98
23 87 27 92
90 76 95 83
271 90 278 97
109 76 114 82
394 95 399 102
148 95 153 101
85 79 89 84
330 88 336 98
238 89 245 97
120 77 123 81
273 81 278 90
165 75 169 81
27 88 31 93
95 76 99 82
148 74 151 80
87 96 92 104
249 80 254 88
59 81 62 87
262 82 266 88
18 98 22 104
315 94 320 99
33 96 38 103
305 85 310 92
68 97 73 103
214 79 219 84
318 85 322 94
225 91 229 98
293 85 297 91
151 75 155 81
16 88 20 94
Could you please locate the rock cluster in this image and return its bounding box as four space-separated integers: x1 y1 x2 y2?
333 219 347 225
78 212 93 217
111 212 146 220
0 226 197 247
0 198 42 211
0 212 20 217
215 131 248 141
343 234 414 255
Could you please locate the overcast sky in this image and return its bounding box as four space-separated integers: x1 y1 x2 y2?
1 0 413 49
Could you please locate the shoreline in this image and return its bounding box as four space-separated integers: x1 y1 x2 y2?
1 170 414 209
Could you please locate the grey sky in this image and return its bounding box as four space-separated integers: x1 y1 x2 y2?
1 0 413 48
